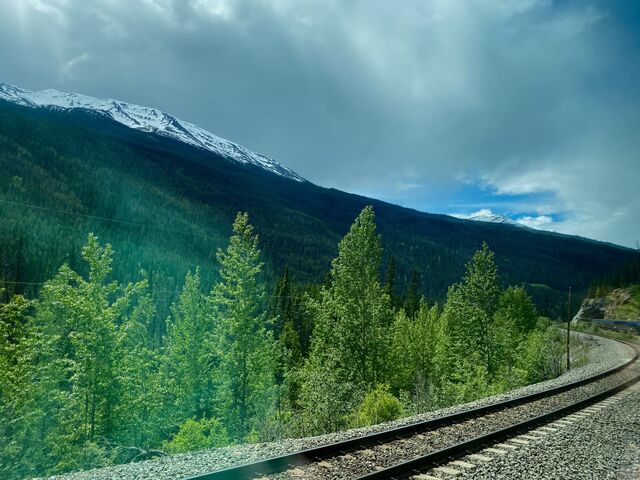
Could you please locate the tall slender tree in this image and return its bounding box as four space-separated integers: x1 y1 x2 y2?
300 206 393 433
211 213 275 441
161 269 214 427
444 242 500 373
404 270 421 319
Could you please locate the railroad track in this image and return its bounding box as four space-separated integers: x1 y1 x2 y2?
184 338 640 480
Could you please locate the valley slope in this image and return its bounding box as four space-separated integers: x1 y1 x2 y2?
0 99 635 317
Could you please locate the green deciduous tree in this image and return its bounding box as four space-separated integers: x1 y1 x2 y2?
444 243 500 374
390 299 440 410
164 417 228 454
351 384 403 427
490 286 538 383
0 293 31 478
6 234 154 476
299 206 394 433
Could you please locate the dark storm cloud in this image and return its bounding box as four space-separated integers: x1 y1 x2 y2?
2 0 639 246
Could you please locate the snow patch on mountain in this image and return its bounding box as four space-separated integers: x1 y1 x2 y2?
0 82 305 182
452 208 544 229
468 211 526 227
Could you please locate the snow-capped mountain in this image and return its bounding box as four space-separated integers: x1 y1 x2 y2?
468 212 528 228
0 82 304 182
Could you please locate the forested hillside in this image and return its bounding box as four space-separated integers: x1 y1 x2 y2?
1 208 568 479
0 99 635 321
0 98 630 477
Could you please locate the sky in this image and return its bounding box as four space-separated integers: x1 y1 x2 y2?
1 0 639 248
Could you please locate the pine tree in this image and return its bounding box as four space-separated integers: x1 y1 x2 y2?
113 290 163 450
272 266 292 337
325 206 393 388
404 270 421 319
161 269 214 426
210 212 276 441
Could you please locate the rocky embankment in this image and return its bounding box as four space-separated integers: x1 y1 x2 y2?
573 285 640 322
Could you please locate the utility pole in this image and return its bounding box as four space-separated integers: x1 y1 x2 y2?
566 286 572 371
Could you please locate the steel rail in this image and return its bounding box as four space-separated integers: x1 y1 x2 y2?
357 348 640 479
183 337 638 480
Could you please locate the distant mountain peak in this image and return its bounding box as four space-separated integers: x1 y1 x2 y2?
468 212 528 228
0 82 305 182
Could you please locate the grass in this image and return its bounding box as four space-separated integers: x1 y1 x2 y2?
571 321 637 342
611 284 640 320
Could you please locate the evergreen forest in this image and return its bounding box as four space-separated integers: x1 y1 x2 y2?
1 100 636 326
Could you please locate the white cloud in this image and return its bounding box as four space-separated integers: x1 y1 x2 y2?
517 215 554 229
469 208 494 218
2 0 638 246
451 208 557 232
450 208 494 219
394 180 421 192
60 52 91 80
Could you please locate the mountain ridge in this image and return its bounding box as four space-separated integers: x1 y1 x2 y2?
468 212 529 229
0 93 636 318
0 82 305 182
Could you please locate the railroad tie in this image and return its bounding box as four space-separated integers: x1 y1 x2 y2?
496 442 518 450
434 465 462 476
468 453 493 462
450 460 476 469
286 467 306 476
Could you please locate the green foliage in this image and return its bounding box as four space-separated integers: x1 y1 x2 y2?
490 287 538 384
390 301 439 410
210 212 276 441
587 253 640 298
611 284 640 319
298 207 394 434
321 206 393 388
0 234 155 478
164 417 229 454
443 243 500 375
518 326 564 383
572 320 636 341
160 269 214 429
297 347 356 435
352 384 403 427
0 293 31 478
0 203 584 479
0 100 634 321
435 361 494 406
404 270 421 319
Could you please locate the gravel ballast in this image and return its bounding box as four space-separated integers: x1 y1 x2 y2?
43 332 635 480
444 381 640 480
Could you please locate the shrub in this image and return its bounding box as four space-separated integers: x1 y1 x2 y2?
164 417 229 454
352 384 403 427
